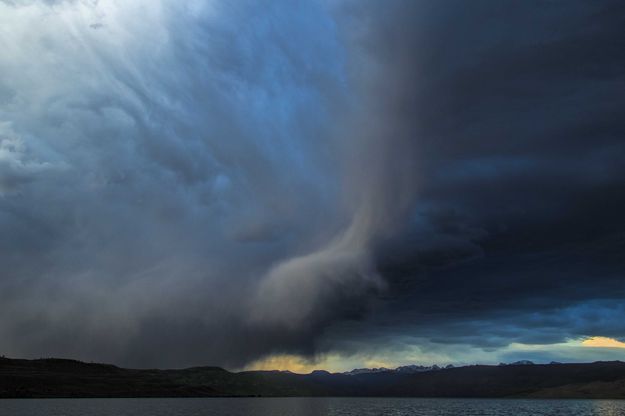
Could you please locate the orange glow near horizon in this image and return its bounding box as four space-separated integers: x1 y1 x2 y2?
582 336 625 349
244 354 321 374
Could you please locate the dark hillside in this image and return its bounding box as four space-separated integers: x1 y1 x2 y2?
2 357 625 398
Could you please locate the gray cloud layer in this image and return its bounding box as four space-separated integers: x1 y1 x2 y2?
1 0 624 368
0 0 421 368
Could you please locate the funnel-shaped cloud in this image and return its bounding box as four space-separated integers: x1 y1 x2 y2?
2 0 624 369
0 0 420 368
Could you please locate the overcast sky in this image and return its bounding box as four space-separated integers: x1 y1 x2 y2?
1 0 624 371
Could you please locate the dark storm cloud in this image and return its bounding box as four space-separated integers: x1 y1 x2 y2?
280 0 625 362
349 0 625 356
1 0 624 369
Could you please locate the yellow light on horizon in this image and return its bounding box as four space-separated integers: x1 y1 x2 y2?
244 354 321 374
582 336 625 349
243 353 391 374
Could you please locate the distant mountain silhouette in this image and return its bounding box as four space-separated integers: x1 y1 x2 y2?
342 364 453 375
2 356 625 398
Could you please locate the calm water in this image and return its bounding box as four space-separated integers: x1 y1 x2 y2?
1 398 625 416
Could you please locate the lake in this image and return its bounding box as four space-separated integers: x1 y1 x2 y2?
1 397 625 415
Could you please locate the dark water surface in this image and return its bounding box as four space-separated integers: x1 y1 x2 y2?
1 397 625 415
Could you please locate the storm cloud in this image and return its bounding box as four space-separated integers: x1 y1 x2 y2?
1 0 624 369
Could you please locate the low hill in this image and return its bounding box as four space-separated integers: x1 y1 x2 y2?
2 357 625 398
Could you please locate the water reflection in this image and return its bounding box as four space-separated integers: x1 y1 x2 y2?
1 397 625 415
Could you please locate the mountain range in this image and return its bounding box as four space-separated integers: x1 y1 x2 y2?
2 356 625 398
342 364 456 375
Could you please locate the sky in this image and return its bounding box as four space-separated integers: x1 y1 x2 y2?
1 0 624 372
